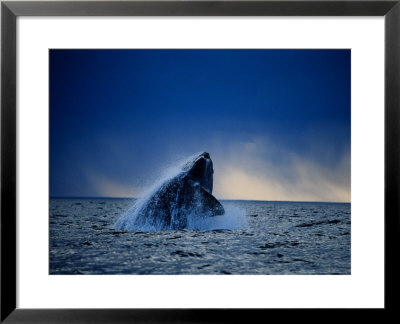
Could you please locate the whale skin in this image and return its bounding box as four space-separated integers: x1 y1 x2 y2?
114 152 225 230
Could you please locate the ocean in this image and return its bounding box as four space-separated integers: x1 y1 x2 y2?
49 198 350 275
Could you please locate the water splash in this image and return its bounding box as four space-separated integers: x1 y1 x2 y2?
115 202 247 232
186 205 248 230
113 153 247 231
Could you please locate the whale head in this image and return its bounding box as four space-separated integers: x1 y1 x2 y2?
182 152 214 193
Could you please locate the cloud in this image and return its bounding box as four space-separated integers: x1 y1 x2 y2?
85 171 139 198
211 137 350 202
83 136 351 202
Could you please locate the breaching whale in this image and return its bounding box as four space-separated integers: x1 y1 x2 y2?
114 152 225 230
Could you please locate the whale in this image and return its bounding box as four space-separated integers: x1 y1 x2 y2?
114 152 225 230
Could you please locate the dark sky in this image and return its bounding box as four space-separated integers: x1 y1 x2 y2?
50 49 350 202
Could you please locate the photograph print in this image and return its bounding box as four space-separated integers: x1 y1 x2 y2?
50 49 351 275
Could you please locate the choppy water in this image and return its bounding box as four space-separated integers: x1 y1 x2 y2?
49 198 350 275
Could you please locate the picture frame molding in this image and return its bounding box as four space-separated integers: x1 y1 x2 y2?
1 0 399 322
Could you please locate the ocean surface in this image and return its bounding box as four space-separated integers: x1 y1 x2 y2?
49 198 350 275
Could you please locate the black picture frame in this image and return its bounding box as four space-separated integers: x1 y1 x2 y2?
1 0 399 322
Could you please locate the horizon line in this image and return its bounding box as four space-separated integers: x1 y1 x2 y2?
49 196 351 204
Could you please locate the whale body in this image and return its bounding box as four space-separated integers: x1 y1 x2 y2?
114 152 225 230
